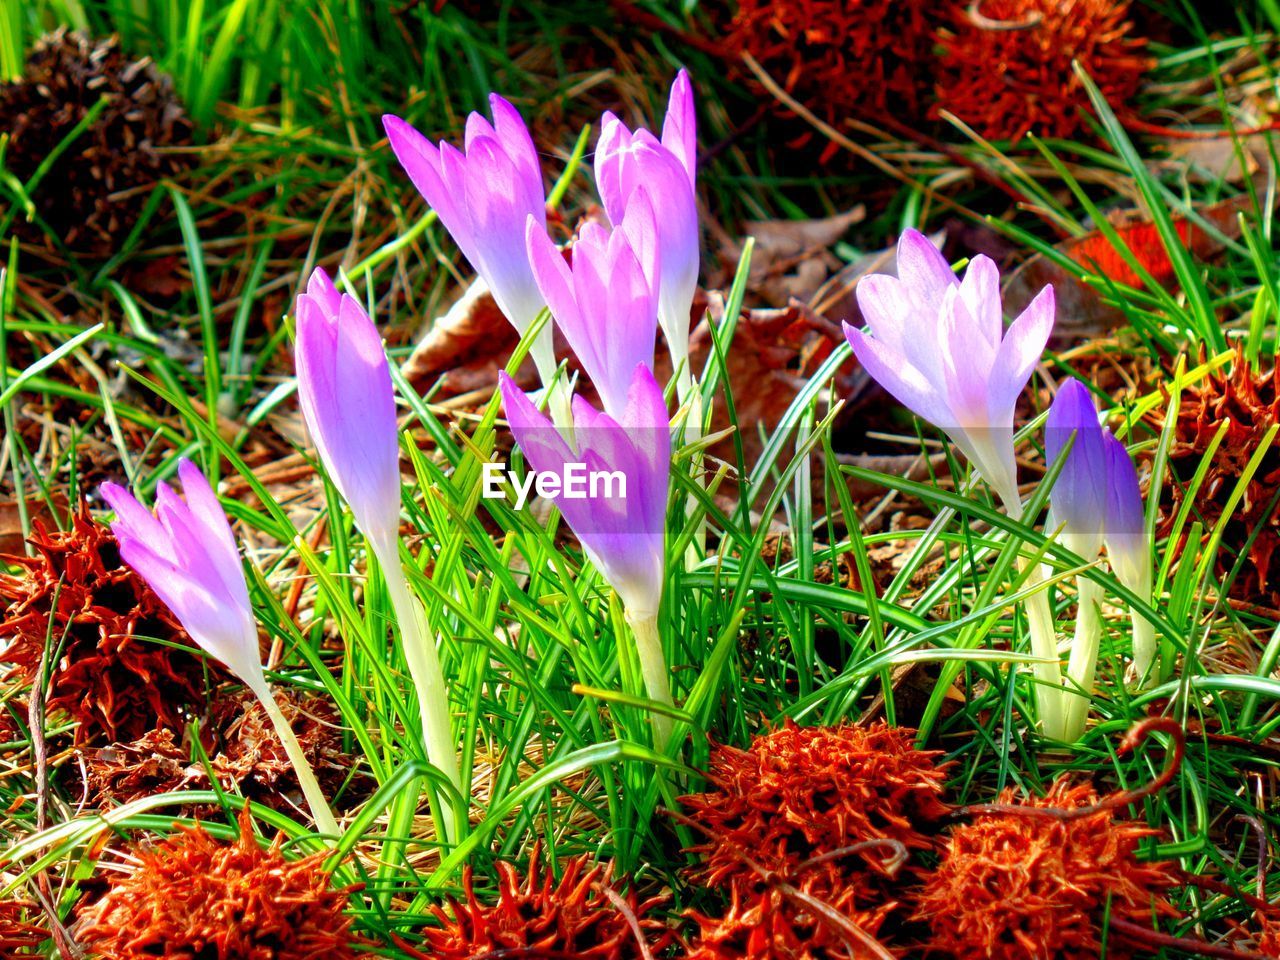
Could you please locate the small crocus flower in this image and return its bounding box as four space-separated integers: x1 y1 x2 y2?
1044 379 1108 559
595 70 699 393
294 268 400 553
100 460 339 836
499 363 674 743
524 188 660 419
843 230 1056 512
292 268 462 806
383 97 557 389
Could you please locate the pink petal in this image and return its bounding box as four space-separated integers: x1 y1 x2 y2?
844 322 954 429
987 283 1055 423
958 254 1002 351
660 68 696 185
895 229 956 312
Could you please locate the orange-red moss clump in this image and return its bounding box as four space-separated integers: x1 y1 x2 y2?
0 507 220 743
79 810 367 960
913 778 1179 959
402 848 670 960
933 0 1152 142
679 721 950 957
721 0 937 132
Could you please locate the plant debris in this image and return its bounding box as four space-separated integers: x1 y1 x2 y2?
0 505 222 744
0 28 194 256
914 777 1179 959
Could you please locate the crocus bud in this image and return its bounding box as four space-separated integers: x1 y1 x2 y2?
498 364 670 620
1103 432 1148 590
595 70 699 392
383 96 556 388
844 230 1055 512
1045 378 1108 559
100 460 340 835
525 188 660 419
294 268 401 553
101 459 266 689
1104 432 1156 687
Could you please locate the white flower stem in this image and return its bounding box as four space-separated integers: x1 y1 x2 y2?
1000 491 1067 741
681 385 707 571
1129 606 1158 689
375 540 462 840
251 680 340 840
1061 575 1103 742
624 609 674 750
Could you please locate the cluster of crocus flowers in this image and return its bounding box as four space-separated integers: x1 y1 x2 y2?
1045 379 1152 740
846 232 1155 741
382 74 698 747
100 460 340 838
844 230 1065 736
294 269 462 810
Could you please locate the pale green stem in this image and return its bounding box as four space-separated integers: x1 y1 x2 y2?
1129 605 1158 690
373 538 462 838
530 332 574 438
1000 491 1067 740
249 678 340 840
1061 575 1103 742
625 609 674 750
681 386 707 571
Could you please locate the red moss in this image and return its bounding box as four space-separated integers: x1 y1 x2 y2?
0 900 47 958
720 0 939 134
933 0 1152 142
401 847 669 959
683 878 895 959
680 721 950 898
78 808 368 960
1156 348 1280 610
913 778 1179 959
0 506 221 743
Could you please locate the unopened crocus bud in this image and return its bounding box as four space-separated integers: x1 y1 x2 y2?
595 70 699 394
1045 378 1108 559
383 96 557 390
1103 432 1156 686
844 230 1055 513
525 188 660 419
100 460 339 836
294 268 400 553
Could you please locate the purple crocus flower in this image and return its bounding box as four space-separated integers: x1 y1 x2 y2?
294 268 401 552
843 230 1055 511
383 97 557 388
498 363 670 619
293 267 461 798
1045 379 1108 558
100 460 340 835
101 459 266 687
525 188 660 419
595 70 699 392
